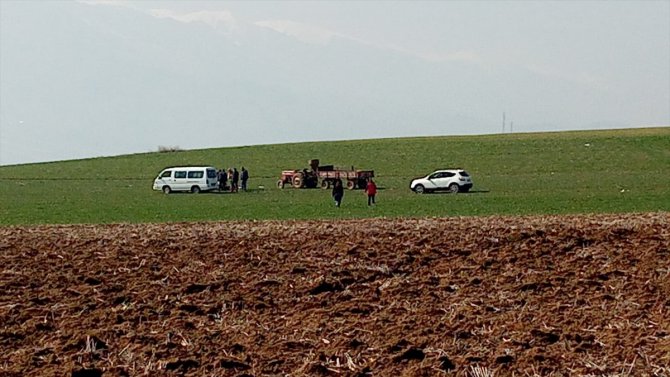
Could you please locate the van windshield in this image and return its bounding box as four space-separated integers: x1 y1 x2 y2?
160 171 172 178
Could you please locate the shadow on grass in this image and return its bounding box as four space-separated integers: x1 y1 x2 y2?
414 189 490 195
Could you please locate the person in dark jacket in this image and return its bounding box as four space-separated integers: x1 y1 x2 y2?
232 168 240 193
332 179 344 207
217 169 224 191
240 167 249 191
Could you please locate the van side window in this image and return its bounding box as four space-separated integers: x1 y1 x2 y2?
174 171 187 179
187 171 204 179
160 171 172 178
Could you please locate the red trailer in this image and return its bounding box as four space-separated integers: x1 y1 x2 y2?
317 168 374 190
277 160 374 190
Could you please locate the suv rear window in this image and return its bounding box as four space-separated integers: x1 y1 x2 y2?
459 171 470 177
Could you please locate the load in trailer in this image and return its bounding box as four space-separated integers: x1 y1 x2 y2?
277 159 374 190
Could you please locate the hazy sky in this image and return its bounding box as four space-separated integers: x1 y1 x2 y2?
1 0 669 165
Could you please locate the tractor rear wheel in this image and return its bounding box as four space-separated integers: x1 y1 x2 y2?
277 180 285 189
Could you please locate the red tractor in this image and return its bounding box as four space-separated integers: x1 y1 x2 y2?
277 159 374 190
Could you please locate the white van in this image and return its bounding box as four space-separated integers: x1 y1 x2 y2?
153 166 218 194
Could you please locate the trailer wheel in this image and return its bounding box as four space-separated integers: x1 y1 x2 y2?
346 180 355 190
321 180 330 189
277 180 285 189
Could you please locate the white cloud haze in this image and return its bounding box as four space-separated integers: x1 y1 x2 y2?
148 9 238 32
254 20 342 45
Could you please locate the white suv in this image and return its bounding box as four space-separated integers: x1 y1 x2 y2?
410 169 473 194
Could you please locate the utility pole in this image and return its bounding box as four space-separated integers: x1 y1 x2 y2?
510 121 514 133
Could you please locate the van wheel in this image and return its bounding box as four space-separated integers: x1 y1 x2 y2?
162 186 172 194
191 186 201 194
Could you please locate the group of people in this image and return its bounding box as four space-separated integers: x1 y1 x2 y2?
217 167 249 192
332 178 377 208
215 168 377 205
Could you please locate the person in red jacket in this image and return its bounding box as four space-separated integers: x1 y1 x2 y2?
365 178 377 206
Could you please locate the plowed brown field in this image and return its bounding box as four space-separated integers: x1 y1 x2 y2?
1 213 669 377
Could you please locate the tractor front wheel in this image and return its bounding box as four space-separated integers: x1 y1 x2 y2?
292 174 303 188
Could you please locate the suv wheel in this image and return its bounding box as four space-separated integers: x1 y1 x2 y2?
448 183 460 193
414 184 425 194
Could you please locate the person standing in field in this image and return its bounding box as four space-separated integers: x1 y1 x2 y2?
365 178 377 206
332 178 344 207
227 168 234 192
217 169 224 191
232 168 240 192
221 169 228 191
240 167 249 191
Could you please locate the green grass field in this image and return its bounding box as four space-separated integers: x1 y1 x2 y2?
1 127 668 225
